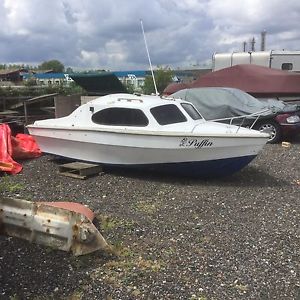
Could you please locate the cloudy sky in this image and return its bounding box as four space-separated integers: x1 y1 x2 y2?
1 0 300 71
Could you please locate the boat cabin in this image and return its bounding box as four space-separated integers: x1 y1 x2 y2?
59 93 205 131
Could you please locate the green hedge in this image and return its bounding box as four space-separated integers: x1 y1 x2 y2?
0 82 84 97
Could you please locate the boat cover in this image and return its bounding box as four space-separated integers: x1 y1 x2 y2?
190 64 300 96
70 72 127 95
171 87 299 120
163 82 190 95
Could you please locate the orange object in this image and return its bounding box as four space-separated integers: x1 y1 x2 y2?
0 124 22 174
0 124 41 174
12 133 42 159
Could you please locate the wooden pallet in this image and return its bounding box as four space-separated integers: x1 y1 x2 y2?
58 162 103 179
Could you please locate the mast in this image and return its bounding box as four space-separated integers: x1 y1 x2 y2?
140 19 158 95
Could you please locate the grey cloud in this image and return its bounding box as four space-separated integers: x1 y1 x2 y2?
1 0 300 70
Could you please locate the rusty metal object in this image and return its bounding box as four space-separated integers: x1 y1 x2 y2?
0 197 110 256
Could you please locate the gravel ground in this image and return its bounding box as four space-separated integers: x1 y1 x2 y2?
0 139 300 300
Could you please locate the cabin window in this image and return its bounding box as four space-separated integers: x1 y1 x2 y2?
181 103 202 120
150 104 187 125
281 63 293 71
91 107 149 126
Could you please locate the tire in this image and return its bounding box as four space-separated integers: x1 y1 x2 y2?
254 120 282 144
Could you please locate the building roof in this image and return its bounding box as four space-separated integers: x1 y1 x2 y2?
23 73 66 79
0 69 21 75
0 69 23 81
113 70 147 78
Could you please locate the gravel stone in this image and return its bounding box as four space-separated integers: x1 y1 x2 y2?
0 138 300 299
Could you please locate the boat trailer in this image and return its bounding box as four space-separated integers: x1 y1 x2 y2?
0 197 110 256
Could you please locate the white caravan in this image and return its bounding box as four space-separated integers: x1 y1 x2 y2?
212 50 300 72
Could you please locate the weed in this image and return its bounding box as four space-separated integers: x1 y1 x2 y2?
0 176 23 194
189 295 208 300
134 201 158 214
98 215 119 231
32 295 52 300
198 236 211 244
234 284 248 292
104 255 162 273
96 214 137 233
66 290 84 300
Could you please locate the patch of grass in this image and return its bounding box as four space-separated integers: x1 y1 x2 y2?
26 295 58 300
66 290 84 300
98 256 163 287
0 176 24 194
133 201 159 214
96 215 137 233
98 215 119 231
234 283 248 292
108 240 135 258
91 241 164 288
162 246 176 258
32 296 53 300
198 236 211 244
189 295 208 300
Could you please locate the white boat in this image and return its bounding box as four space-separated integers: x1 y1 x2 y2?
27 93 269 178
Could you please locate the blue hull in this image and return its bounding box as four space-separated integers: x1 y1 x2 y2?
109 155 257 178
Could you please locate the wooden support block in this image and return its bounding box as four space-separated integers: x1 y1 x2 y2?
58 162 103 179
282 141 291 148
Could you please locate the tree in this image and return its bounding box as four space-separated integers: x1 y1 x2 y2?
124 82 134 94
39 60 65 72
65 67 74 73
24 78 37 87
142 67 173 95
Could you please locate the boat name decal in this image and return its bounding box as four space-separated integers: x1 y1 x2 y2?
179 138 213 148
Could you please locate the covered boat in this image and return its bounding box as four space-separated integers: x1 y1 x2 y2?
27 93 269 178
191 64 300 98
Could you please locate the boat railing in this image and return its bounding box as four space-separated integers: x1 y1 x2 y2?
210 108 273 133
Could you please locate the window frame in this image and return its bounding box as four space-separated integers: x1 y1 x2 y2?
91 107 149 127
150 104 187 125
181 103 203 120
281 63 293 71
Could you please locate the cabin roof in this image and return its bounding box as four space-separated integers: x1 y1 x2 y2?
88 93 183 109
